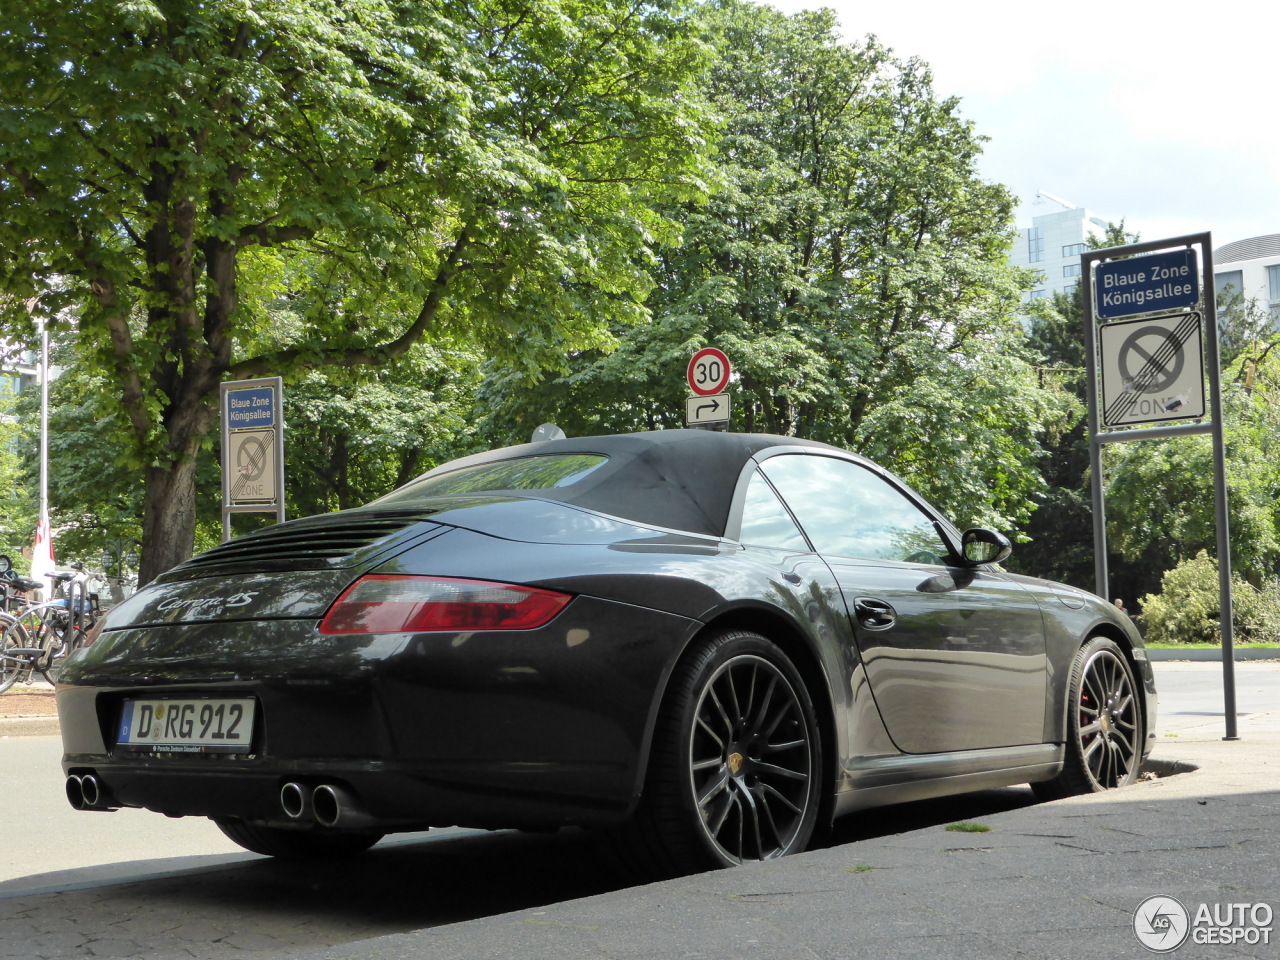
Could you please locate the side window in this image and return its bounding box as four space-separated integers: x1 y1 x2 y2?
759 455 949 564
737 470 810 551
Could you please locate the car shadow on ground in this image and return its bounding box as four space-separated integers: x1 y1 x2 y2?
129 788 1045 928
0 788 1044 959
822 786 1039 848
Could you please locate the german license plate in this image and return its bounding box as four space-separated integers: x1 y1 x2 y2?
117 698 256 753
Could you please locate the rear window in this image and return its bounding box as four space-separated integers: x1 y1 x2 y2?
377 454 609 504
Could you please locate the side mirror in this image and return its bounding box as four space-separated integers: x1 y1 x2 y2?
0 554 10 574
962 528 1012 566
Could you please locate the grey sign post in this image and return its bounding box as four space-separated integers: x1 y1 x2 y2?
1081 233 1238 739
220 377 286 540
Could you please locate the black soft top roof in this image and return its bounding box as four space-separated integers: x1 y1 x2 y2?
397 430 843 538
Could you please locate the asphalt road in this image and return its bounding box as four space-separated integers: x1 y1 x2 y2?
0 661 1274 960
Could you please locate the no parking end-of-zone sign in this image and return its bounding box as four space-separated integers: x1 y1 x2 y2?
220 377 285 511
1098 312 1206 428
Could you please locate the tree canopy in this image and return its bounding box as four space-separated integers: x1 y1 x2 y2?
479 0 1057 529
10 0 1248 599
0 0 712 582
1105 328 1280 591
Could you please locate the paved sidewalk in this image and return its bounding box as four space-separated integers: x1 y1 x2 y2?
3 666 1276 959
290 668 1279 960
0 681 58 738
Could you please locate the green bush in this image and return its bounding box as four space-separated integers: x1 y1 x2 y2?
1139 551 1280 645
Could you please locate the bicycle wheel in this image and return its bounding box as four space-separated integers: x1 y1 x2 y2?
0 614 32 693
45 625 91 683
5 604 62 674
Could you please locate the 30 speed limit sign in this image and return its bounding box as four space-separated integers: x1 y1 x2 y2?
687 347 731 396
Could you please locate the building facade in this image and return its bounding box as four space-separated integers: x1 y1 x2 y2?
1008 194 1110 302
1 349 38 397
1213 235 1280 318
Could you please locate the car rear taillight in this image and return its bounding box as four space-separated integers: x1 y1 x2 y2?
318 576 572 635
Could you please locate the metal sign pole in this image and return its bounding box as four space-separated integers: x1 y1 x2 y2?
1200 240 1239 740
1082 232 1237 740
1081 256 1109 601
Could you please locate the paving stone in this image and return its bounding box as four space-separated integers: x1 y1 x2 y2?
85 938 145 958
218 932 290 952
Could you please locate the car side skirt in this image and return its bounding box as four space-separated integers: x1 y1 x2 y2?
834 743 1064 817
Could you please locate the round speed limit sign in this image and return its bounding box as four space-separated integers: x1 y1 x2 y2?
687 347 731 396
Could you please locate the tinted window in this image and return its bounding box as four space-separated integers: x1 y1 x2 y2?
759 455 948 563
737 470 809 551
378 454 608 504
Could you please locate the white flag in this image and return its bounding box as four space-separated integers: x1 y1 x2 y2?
30 512 56 595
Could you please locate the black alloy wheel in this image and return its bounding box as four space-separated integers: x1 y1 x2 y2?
688 649 817 862
611 630 822 877
1033 636 1142 800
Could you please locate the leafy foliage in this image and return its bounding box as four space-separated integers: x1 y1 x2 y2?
0 0 713 581
479 0 1059 530
1139 551 1280 644
1217 285 1276 367
1105 331 1280 595
282 346 485 515
0 383 36 566
1010 222 1136 589
6 338 148 567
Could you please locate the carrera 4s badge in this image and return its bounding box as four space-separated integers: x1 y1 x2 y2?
156 592 260 620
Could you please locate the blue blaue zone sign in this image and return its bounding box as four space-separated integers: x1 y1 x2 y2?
1094 248 1200 320
225 387 276 429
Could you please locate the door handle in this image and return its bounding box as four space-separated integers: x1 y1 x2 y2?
853 597 897 631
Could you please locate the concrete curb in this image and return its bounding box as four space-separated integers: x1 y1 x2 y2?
0 715 59 737
1146 646 1280 661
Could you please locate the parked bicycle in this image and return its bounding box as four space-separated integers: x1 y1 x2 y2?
0 556 101 694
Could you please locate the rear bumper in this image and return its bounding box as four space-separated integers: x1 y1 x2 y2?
59 754 635 828
56 595 699 830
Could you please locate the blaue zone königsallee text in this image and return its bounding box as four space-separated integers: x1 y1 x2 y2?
1093 248 1199 320
225 388 275 429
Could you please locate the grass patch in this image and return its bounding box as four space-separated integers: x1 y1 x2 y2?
843 864 876 874
945 822 991 833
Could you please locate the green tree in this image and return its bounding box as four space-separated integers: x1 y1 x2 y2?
0 0 712 583
1216 284 1275 367
0 379 36 564
480 0 1060 530
8 337 146 568
1011 221 1137 588
1105 328 1280 596
1139 551 1280 645
282 345 484 516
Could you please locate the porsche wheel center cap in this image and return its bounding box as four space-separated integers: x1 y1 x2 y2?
728 752 745 775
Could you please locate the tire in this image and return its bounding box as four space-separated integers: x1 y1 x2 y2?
610 629 823 878
215 819 384 859
1033 636 1143 801
0 615 32 694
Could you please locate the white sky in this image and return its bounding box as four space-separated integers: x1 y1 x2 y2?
762 0 1278 247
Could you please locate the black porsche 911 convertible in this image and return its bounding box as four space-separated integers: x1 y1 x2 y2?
57 430 1155 876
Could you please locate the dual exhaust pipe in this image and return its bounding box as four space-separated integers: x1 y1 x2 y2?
280 781 374 829
65 774 116 811
65 773 372 828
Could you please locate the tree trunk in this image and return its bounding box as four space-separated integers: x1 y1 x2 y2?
137 397 215 587
139 457 201 588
